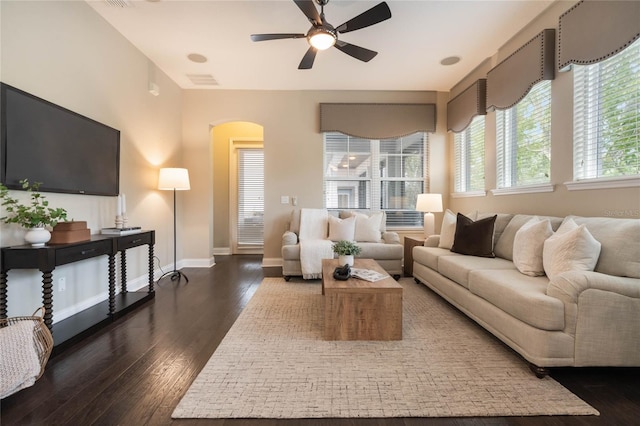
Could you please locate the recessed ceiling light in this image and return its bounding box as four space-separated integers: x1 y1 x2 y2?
187 53 208 63
440 56 461 66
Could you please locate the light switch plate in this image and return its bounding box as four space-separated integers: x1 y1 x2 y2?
280 195 289 204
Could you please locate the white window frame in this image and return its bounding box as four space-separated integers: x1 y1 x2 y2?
323 132 428 229
492 80 553 195
453 115 486 197
567 38 640 191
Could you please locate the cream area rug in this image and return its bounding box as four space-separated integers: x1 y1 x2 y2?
172 278 598 419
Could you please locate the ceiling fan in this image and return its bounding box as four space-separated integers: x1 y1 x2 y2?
250 0 392 70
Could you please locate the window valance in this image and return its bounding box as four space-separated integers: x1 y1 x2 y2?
486 29 555 111
319 103 436 139
447 79 486 133
558 0 640 71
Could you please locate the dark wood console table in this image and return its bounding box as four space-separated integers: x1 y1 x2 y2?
0 231 155 352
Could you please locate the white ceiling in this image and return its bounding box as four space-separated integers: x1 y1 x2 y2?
86 0 554 91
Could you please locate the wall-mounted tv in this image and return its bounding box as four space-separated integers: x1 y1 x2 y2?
1 83 120 196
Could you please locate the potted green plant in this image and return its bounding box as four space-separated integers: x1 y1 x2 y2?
0 179 68 247
332 240 362 266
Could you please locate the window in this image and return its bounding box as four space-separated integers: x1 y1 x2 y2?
324 132 427 227
573 38 639 181
454 115 485 193
237 149 264 248
496 80 552 188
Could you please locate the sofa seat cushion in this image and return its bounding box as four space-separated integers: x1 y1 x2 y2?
438 255 516 289
469 270 564 331
357 242 402 260
412 246 460 271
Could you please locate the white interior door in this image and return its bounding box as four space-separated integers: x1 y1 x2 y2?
230 140 264 254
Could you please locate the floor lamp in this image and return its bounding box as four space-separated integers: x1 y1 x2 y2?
158 167 191 283
416 193 443 239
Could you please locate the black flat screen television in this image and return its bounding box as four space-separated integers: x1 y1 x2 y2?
1 83 120 196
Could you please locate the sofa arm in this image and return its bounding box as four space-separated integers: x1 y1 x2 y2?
547 271 640 343
424 235 440 247
547 271 640 303
282 231 298 246
382 231 400 244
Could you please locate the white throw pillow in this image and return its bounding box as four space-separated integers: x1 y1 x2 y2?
328 215 356 242
542 218 601 280
352 212 383 242
513 217 553 276
438 209 457 249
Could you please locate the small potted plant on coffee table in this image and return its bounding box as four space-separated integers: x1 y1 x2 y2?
332 240 362 267
0 179 68 247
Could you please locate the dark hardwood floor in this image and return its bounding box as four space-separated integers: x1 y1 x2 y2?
2 255 638 425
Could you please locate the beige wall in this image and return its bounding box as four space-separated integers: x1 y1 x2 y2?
182 90 446 265
447 0 640 220
0 1 183 318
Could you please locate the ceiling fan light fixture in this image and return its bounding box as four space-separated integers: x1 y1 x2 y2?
308 28 336 50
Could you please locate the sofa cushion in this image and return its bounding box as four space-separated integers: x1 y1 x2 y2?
328 215 356 242
340 210 387 233
412 246 460 271
543 219 601 280
494 214 563 260
513 217 553 276
438 255 516 289
351 212 384 242
468 269 564 331
568 215 640 279
357 242 403 260
451 213 497 257
438 209 458 249
476 212 514 250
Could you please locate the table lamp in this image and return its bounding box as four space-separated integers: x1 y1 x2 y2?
416 193 443 238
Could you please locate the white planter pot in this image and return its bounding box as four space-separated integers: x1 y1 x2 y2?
338 255 354 267
24 227 51 247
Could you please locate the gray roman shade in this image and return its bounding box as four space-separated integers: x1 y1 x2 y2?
486 29 555 111
558 0 640 71
447 79 487 133
319 103 436 139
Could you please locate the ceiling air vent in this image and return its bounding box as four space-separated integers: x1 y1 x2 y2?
187 74 219 86
104 0 134 8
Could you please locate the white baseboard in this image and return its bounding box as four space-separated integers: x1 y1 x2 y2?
213 247 232 255
262 257 283 268
182 257 216 268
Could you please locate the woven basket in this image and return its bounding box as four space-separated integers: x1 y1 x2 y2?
0 307 54 379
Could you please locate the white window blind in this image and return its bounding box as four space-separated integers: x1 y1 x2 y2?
324 132 427 227
454 115 485 193
237 149 264 247
573 38 640 181
496 80 551 188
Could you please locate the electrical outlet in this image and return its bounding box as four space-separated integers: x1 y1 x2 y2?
58 277 66 292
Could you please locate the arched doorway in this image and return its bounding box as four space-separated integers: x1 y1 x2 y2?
211 122 264 255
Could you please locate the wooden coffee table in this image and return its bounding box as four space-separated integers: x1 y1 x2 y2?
322 258 403 341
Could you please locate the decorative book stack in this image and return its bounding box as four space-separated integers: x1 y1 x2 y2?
101 227 142 236
50 221 91 244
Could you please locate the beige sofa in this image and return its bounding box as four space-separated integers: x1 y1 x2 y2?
412 212 640 377
282 209 403 280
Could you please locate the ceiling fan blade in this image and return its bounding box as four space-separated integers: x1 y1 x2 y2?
298 47 317 69
251 33 306 42
293 0 322 25
335 2 392 34
334 41 378 62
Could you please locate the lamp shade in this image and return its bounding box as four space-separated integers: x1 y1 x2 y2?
158 168 190 190
415 193 442 213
